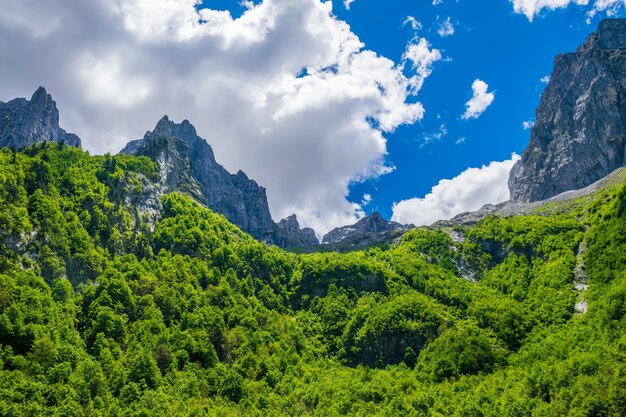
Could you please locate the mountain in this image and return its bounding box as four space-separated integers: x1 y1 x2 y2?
509 18 626 202
0 89 318 249
120 116 316 247
0 88 413 251
3 142 626 415
0 87 81 149
321 211 413 249
7 18 626 417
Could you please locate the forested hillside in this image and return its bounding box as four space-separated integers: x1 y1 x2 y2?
1 143 626 415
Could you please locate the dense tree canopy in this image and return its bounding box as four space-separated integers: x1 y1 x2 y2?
1 143 625 415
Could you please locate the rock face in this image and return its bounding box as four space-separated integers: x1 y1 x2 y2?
0 87 81 149
121 116 316 247
121 116 275 242
322 212 412 246
276 214 319 248
509 19 626 202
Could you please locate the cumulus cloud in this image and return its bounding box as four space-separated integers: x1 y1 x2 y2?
462 79 495 120
437 17 455 37
540 75 551 84
0 0 435 237
391 154 521 226
522 120 535 130
403 38 442 93
510 0 625 21
344 0 356 10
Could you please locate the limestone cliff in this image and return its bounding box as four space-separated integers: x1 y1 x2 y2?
509 19 626 202
0 87 81 149
121 116 316 247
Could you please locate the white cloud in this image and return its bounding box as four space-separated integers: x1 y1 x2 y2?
462 79 495 120
403 16 422 31
509 0 625 21
392 154 521 226
344 0 356 10
0 0 435 237
437 17 455 37
510 0 588 21
589 0 626 15
403 38 443 93
76 53 151 108
433 0 444 5
422 124 448 146
455 136 466 144
361 193 372 206
540 75 550 84
522 120 535 130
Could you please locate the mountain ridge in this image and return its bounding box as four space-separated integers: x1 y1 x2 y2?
120 115 318 248
2 18 626 417
1 19 623 251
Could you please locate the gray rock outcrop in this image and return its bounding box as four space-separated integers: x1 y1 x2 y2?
121 116 316 247
0 87 81 149
276 214 319 248
322 212 413 246
509 18 626 202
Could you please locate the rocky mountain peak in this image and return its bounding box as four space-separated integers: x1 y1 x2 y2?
31 86 50 103
577 18 626 52
509 18 626 203
322 212 412 245
0 87 81 149
357 212 386 230
280 214 299 227
120 116 317 248
151 115 199 144
277 214 319 247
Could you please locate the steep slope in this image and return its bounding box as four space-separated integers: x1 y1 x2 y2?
121 116 315 247
3 143 626 415
436 166 626 228
0 87 81 149
509 18 626 202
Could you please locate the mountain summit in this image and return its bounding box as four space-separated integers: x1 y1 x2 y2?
322 211 412 248
0 87 81 149
509 18 626 202
121 116 316 247
121 116 277 242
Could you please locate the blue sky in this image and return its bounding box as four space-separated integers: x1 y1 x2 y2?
339 0 605 219
197 0 624 223
1 0 624 235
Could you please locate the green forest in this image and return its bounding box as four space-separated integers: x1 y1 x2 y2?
1 142 626 416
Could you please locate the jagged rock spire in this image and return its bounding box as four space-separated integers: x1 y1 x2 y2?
0 87 81 149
